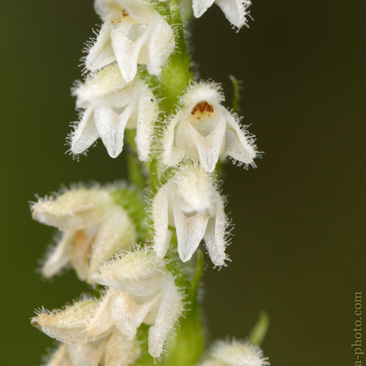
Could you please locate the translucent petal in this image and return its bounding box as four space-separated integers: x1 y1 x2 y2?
148 275 183 357
187 117 226 172
67 339 107 366
152 185 173 259
94 251 166 297
70 108 99 155
87 291 115 337
46 344 72 366
111 23 149 82
225 113 256 166
42 231 74 278
193 0 215 18
94 104 131 158
88 207 136 281
173 206 209 262
32 300 102 344
203 191 227 266
85 23 116 72
110 291 159 339
144 15 175 76
105 330 140 366
215 0 251 28
162 113 185 167
74 65 131 109
32 189 111 231
134 82 158 161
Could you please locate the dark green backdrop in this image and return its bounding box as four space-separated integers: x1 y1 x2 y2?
1 1 365 365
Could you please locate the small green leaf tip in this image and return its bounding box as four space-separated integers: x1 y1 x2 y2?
249 311 269 346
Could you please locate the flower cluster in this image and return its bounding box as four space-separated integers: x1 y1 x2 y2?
31 1 268 366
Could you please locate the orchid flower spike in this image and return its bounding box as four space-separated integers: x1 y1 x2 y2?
32 187 136 282
199 340 270 366
70 64 158 159
163 82 257 172
192 0 251 29
90 249 183 358
33 303 140 366
85 0 175 82
152 164 229 266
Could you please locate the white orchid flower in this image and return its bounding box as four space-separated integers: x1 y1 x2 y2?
32 187 136 282
90 249 183 358
85 0 175 82
152 164 229 266
163 82 257 173
33 306 140 366
192 0 251 29
70 64 157 160
199 340 269 366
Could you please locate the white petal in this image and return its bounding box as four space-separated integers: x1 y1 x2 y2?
67 339 107 366
173 166 214 215
193 0 215 18
94 104 131 158
87 291 115 338
32 189 112 231
46 344 72 366
187 117 226 172
224 113 257 166
74 65 131 109
32 300 102 344
215 0 251 29
87 207 136 281
203 191 227 266
105 330 140 366
85 23 116 72
71 108 99 155
162 113 186 167
111 23 149 82
134 82 158 161
42 231 74 278
110 291 159 339
148 275 183 358
71 229 97 281
94 251 166 297
152 185 172 259
144 15 175 76
173 206 209 262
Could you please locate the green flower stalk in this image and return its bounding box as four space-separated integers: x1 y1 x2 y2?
30 1 269 365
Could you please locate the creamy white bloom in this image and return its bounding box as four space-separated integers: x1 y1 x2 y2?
200 340 269 366
152 164 228 265
32 187 136 282
70 64 157 159
192 0 251 29
90 249 183 358
36 317 140 366
85 0 175 82
163 82 257 172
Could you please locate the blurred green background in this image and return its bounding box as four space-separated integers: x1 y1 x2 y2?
1 0 365 365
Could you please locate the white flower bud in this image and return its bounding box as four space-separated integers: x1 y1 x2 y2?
70 64 157 160
85 0 175 82
152 164 229 266
163 82 257 172
32 187 136 282
200 340 269 366
193 0 251 29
